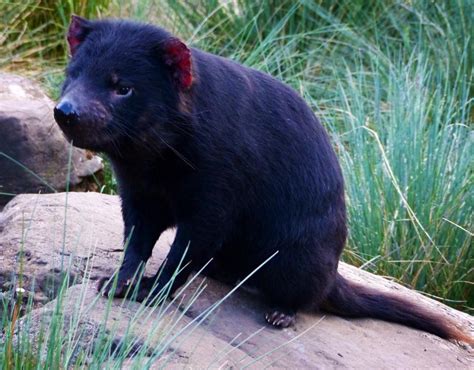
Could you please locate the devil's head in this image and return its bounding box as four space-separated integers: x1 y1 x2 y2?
54 16 193 154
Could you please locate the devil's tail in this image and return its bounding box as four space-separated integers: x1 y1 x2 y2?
322 273 473 344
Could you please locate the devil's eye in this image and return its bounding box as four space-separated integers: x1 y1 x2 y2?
116 86 132 96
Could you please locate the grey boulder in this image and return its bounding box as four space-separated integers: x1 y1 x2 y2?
0 73 103 206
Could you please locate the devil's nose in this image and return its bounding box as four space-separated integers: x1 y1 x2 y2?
54 101 78 126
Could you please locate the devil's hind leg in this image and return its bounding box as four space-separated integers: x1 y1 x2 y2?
257 242 338 329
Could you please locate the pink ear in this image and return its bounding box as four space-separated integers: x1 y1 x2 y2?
67 15 90 56
163 38 193 90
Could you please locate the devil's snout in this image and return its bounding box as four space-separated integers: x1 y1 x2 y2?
54 100 78 126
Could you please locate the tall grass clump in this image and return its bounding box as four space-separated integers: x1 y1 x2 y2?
0 257 208 368
0 0 110 73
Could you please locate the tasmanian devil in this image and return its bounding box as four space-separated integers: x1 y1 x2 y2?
54 15 472 342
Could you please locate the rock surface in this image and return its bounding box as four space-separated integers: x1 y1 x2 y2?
0 73 103 206
1 193 473 368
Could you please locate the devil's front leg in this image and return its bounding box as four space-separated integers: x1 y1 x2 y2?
98 194 173 298
134 220 226 302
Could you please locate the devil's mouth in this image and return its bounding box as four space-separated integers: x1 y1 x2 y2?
56 121 114 152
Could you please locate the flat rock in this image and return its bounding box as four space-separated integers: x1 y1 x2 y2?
0 73 103 206
0 193 473 368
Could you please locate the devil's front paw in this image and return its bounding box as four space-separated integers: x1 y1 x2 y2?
97 274 162 304
97 275 132 298
135 274 178 305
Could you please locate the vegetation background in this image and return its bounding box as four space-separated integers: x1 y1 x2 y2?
0 0 472 367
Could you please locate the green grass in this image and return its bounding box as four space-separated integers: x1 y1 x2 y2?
0 0 472 367
0 0 109 73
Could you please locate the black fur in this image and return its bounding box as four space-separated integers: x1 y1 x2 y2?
54 18 471 342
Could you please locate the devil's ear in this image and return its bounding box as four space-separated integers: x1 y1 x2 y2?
162 38 193 90
67 15 92 56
